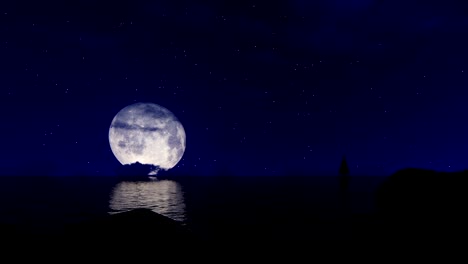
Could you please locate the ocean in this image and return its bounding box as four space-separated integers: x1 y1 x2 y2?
0 175 387 243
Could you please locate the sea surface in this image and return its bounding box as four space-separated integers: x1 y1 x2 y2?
0 175 387 241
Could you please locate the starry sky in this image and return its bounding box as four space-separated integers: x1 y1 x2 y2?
2 0 468 177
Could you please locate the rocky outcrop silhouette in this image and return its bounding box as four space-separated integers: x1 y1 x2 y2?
375 168 468 244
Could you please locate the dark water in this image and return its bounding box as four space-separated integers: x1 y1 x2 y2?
0 175 386 241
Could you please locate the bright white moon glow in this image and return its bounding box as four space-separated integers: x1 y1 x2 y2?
109 102 186 174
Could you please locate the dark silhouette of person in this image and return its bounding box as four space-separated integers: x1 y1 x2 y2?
337 155 351 219
339 155 350 193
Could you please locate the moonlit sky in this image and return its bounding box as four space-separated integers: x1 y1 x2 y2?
2 0 468 176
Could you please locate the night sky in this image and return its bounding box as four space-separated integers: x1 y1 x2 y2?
2 0 468 177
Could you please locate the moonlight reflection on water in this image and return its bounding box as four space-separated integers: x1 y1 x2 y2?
108 180 186 222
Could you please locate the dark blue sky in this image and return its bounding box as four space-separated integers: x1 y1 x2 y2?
2 0 468 176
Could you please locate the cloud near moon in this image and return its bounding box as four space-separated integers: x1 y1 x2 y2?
109 102 186 175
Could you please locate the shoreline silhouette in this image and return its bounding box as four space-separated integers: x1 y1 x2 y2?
0 166 466 253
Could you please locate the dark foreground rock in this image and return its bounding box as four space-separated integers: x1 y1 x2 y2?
374 168 468 246
1 208 196 256
63 208 195 249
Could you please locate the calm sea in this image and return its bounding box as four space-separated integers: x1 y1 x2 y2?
0 175 387 241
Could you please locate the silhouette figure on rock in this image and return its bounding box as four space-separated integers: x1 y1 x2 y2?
338 155 350 193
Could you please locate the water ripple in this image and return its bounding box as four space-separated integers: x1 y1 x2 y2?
108 180 186 222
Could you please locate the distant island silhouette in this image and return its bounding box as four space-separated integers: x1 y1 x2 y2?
115 162 160 178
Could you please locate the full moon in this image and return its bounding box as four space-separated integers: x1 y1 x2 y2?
109 102 186 175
